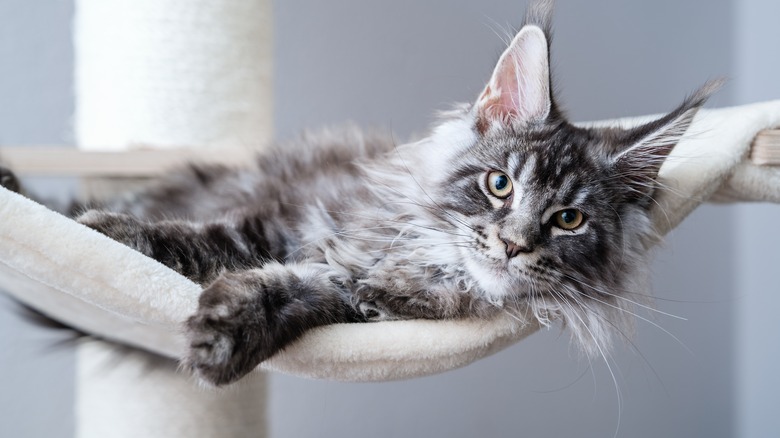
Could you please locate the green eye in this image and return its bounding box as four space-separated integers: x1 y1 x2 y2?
554 209 584 230
487 171 513 199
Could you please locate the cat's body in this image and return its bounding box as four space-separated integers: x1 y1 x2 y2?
1 0 718 386
77 124 504 384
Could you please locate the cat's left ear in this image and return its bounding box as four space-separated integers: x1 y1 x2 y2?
475 24 552 132
612 80 723 200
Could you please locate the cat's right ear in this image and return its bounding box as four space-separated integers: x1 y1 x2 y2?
474 24 552 133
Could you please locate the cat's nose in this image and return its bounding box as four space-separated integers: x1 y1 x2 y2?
500 237 532 259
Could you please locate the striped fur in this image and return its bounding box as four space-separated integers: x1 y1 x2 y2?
2 0 719 385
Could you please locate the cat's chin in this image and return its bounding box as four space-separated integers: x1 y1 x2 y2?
463 257 517 304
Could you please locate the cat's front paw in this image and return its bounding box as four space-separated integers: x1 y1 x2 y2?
183 272 272 386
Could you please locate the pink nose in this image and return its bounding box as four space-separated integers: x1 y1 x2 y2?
500 237 532 259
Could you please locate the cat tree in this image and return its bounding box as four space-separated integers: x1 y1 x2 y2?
1 0 779 437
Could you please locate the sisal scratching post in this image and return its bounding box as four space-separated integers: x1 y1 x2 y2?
76 340 268 437
72 0 273 436
74 0 273 150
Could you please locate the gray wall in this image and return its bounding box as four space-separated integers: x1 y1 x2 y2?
0 2 76 437
1 1 778 437
734 1 780 436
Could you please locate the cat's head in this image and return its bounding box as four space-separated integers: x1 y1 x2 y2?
413 0 719 352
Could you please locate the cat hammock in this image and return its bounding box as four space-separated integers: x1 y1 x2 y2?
3 103 780 379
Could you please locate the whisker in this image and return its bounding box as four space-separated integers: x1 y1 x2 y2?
554 290 623 438
560 273 686 321
573 288 693 355
558 288 672 397
545 290 600 407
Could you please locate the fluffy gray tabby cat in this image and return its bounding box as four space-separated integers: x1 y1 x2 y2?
1 0 718 386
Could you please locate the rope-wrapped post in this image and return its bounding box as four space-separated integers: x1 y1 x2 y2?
72 0 273 436
74 0 273 151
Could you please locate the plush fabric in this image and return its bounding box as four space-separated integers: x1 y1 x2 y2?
1 102 779 382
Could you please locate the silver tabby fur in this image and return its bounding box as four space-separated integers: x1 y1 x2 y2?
0 0 718 386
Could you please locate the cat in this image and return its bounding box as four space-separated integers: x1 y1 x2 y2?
1 0 719 386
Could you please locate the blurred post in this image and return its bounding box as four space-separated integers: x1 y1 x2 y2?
72 0 273 436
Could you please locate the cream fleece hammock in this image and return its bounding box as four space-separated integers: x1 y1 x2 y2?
2 102 780 382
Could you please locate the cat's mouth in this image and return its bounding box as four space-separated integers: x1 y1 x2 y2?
463 251 547 301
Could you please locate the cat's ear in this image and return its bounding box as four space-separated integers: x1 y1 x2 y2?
475 24 552 132
612 80 723 200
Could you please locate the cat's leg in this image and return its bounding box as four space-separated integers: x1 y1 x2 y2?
355 282 497 322
76 210 276 284
184 262 362 385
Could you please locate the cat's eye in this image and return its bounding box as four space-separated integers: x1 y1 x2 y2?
554 209 584 230
486 171 513 199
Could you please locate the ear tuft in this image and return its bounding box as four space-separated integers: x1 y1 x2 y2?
613 79 724 201
523 0 555 36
